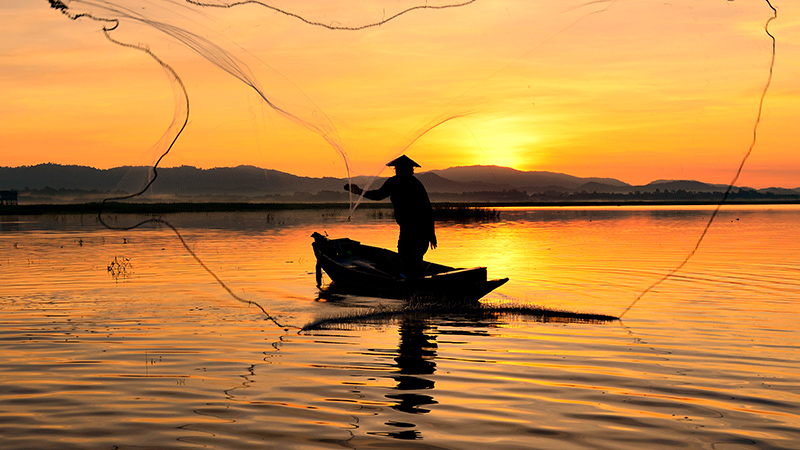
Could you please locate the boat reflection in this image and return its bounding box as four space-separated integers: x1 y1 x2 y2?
308 289 618 329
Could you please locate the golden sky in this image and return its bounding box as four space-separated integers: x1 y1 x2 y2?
2 0 798 188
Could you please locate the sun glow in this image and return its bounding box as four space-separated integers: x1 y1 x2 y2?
476 148 532 172
420 115 549 172
1 0 797 187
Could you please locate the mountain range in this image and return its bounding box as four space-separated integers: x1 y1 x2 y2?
1 163 797 202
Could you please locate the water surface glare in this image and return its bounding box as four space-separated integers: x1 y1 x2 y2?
1 206 798 449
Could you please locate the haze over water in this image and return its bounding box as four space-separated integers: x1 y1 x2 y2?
1 205 799 449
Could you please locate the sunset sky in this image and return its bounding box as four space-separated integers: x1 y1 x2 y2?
2 0 798 188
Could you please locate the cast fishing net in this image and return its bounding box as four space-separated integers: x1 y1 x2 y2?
40 0 782 324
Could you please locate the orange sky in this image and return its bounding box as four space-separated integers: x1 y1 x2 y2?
2 0 798 188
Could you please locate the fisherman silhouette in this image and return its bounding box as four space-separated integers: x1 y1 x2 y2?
345 155 437 278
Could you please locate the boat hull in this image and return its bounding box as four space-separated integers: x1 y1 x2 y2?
312 232 508 302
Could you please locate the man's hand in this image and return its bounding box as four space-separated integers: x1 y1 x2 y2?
430 234 438 250
343 184 363 195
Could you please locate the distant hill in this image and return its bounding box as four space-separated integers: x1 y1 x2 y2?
1 163 798 203
0 163 142 191
145 165 344 195
644 180 733 193
0 164 344 195
571 179 737 194
416 172 513 194
3 163 628 196
759 187 800 196
426 165 630 191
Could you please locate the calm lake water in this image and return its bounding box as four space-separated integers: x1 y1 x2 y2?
1 205 799 449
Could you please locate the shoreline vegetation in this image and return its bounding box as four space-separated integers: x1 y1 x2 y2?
1 198 799 217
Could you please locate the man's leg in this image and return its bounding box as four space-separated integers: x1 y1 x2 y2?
398 230 428 278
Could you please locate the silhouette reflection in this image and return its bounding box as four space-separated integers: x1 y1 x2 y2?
387 315 438 413
305 297 616 442
368 315 438 440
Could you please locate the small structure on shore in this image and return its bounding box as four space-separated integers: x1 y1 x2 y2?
0 190 18 206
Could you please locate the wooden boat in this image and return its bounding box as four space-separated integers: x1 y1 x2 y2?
312 232 508 302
